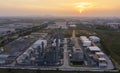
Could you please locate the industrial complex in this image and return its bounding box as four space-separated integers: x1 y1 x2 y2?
0 18 118 72
0 28 115 72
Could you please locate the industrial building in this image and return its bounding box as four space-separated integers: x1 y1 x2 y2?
15 32 63 66
93 51 107 68
87 46 101 57
89 36 100 43
4 36 37 64
95 52 105 58
0 29 114 71
80 36 91 47
86 46 108 68
70 30 84 65
98 58 107 67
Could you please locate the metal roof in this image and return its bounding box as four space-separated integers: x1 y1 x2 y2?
96 52 104 55
89 36 100 42
88 46 101 51
98 58 106 61
80 36 89 41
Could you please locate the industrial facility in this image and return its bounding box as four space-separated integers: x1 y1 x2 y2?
69 30 84 65
15 32 64 66
0 29 114 71
67 30 114 69
80 36 91 47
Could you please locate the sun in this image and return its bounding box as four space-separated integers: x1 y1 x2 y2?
75 2 92 13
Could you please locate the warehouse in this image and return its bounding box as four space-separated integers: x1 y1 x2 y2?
80 36 91 47
95 52 105 57
87 46 101 57
98 58 107 68
89 36 100 43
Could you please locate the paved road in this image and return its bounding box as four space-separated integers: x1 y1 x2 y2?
60 38 70 68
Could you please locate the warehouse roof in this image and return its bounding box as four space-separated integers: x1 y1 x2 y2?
89 36 100 39
96 52 104 55
98 58 106 61
80 36 89 41
88 46 101 51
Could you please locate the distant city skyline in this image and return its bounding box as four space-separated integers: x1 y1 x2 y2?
0 0 120 17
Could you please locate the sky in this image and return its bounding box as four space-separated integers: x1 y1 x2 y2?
0 0 120 17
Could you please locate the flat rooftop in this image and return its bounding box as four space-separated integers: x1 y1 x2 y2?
88 46 101 51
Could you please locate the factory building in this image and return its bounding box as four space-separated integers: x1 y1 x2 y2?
30 39 47 65
70 30 84 65
5 36 36 64
95 52 105 58
98 58 107 67
87 46 108 68
80 36 91 47
16 39 47 65
16 47 34 64
87 46 101 57
15 32 63 66
93 52 107 68
89 36 100 43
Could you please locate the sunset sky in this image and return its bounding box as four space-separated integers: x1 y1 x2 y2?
0 0 120 17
